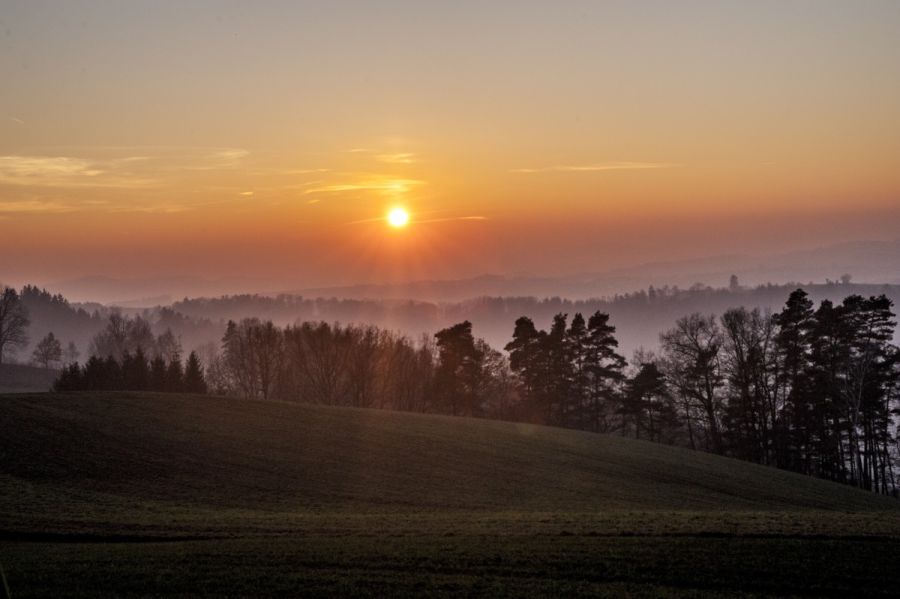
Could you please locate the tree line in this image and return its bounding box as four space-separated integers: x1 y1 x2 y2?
201 289 899 495
654 290 899 493
43 288 900 495
54 350 207 394
52 312 207 393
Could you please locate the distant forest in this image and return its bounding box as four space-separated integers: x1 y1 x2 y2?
3 279 898 366
200 289 897 496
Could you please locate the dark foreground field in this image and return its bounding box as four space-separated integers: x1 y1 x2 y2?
2 393 899 597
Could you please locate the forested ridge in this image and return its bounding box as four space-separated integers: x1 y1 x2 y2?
34 286 900 496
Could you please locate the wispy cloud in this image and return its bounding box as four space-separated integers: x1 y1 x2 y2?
377 152 417 164
8 117 25 125
0 147 253 189
304 177 425 195
0 199 76 214
174 148 249 171
511 161 676 173
239 191 254 196
287 168 330 174
0 155 158 188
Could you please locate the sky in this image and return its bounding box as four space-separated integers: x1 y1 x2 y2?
1 0 900 291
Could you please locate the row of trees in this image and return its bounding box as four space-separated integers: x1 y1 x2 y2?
1 286 81 368
505 312 628 431
41 287 900 495
212 320 439 411
655 291 899 493
54 350 207 394
207 290 899 495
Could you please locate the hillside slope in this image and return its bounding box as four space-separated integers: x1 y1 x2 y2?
1 392 895 526
4 393 900 597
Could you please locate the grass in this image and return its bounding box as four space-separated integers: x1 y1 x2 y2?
1 392 899 597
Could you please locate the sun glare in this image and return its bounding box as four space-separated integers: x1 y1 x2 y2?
387 207 410 228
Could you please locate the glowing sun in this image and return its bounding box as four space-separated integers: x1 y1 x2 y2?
387 207 410 228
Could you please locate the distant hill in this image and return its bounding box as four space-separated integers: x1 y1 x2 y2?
11 279 900 361
24 238 900 306
1 393 894 540
167 282 900 356
292 238 900 302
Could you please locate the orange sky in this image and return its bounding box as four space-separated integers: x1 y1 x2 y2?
2 1 900 289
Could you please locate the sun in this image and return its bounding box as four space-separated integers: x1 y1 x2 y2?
387 207 410 228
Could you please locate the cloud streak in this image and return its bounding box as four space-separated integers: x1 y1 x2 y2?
377 152 417 164
0 155 158 188
0 146 253 189
0 199 77 214
304 177 425 195
511 161 676 173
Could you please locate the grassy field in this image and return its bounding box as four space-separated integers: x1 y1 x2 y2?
2 392 899 597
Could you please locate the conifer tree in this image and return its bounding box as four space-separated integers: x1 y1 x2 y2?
183 351 208 394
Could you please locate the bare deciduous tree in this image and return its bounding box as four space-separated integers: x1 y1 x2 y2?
0 287 30 365
32 332 63 368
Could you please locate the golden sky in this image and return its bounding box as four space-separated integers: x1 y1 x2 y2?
1 1 899 288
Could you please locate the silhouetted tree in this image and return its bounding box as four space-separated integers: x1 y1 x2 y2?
433 321 484 416
183 351 208 394
720 307 778 464
660 314 724 453
567 313 590 426
31 332 62 368
581 311 627 433
505 316 547 419
53 362 84 391
221 319 282 400
104 356 123 390
0 287 30 365
541 313 574 425
165 356 184 392
122 349 150 390
773 289 815 470
149 355 167 391
620 357 677 442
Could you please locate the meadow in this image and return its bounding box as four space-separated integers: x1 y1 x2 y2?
2 393 899 597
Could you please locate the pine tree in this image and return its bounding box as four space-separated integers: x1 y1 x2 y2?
165 356 185 392
543 313 573 425
53 362 85 391
183 351 208 394
505 316 546 419
583 311 627 433
433 321 483 416
149 355 167 391
774 289 815 470
122 348 150 390
621 361 675 441
567 313 590 428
